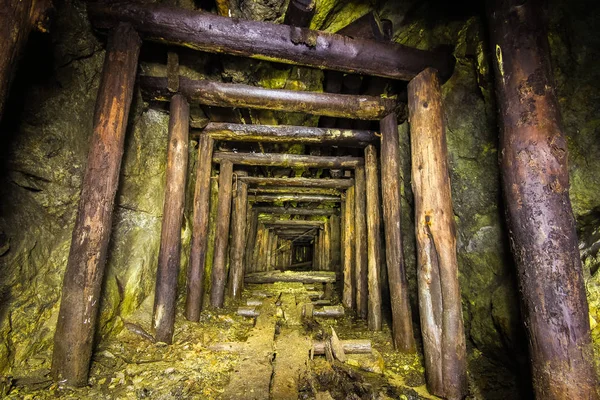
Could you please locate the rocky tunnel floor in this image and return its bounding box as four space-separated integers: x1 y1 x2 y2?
4 282 500 399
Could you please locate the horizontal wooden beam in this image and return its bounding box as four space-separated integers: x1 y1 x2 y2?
140 76 394 120
88 2 454 81
198 122 377 146
245 271 336 284
254 206 338 216
249 187 340 196
250 194 342 203
213 152 363 168
241 177 353 189
264 220 324 227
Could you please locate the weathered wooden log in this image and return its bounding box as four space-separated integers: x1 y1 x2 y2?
379 113 416 352
249 187 340 196
51 25 141 386
199 122 376 146
237 306 259 318
141 76 395 120
228 171 248 300
88 2 454 81
166 51 179 92
354 166 368 319
153 94 189 344
245 271 336 284
250 194 342 203
364 145 382 331
342 186 355 309
289 261 313 269
210 339 371 355
213 152 363 168
263 220 324 228
244 209 259 274
408 68 467 399
313 339 371 355
284 0 315 28
488 2 599 398
266 230 275 271
185 134 215 321
323 219 331 270
215 0 231 17
330 214 341 271
311 305 344 318
253 206 338 216
0 0 52 121
247 298 263 306
242 177 353 189
209 161 234 308
337 12 384 41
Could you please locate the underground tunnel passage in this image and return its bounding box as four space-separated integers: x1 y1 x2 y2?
0 0 599 399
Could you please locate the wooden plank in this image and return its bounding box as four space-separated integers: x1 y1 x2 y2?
51 24 141 386
408 68 467 398
198 122 377 146
153 94 189 344
185 134 215 320
141 76 395 120
271 328 312 400
88 2 454 81
284 0 315 28
253 206 338 216
488 1 598 398
379 113 416 352
209 161 234 308
250 194 341 203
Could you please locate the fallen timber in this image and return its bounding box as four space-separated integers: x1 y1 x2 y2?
88 2 453 81
253 206 338 216
241 177 353 189
213 152 364 168
250 194 341 203
209 339 371 355
141 76 394 120
245 271 336 284
197 122 377 146
238 304 344 318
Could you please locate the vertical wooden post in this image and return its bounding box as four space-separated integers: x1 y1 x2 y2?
364 144 382 330
245 209 258 273
270 231 278 271
330 214 341 271
185 134 214 321
408 68 467 399
265 229 273 271
380 113 416 352
342 186 355 309
209 161 234 308
488 1 598 398
51 24 141 386
228 171 248 300
153 94 190 343
323 220 331 270
354 166 368 319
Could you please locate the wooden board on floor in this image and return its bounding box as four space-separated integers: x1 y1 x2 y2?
271 328 312 400
245 271 336 284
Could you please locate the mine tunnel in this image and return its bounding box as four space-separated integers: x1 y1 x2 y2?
0 0 599 399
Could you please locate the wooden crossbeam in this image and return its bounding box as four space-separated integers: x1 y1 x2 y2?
250 194 341 203
197 122 377 146
240 177 353 189
88 2 454 81
264 220 324 228
253 206 338 216
213 152 363 168
140 76 394 120
248 187 340 196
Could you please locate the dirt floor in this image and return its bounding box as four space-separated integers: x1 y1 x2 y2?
3 282 488 399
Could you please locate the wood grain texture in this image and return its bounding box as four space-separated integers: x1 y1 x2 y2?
52 24 141 386
489 1 598 398
342 186 355 309
353 166 368 320
228 171 248 300
408 68 466 399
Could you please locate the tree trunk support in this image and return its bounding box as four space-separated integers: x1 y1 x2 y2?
354 166 368 319
51 24 141 386
408 68 467 399
488 1 598 398
153 94 190 344
342 186 355 309
228 171 248 300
